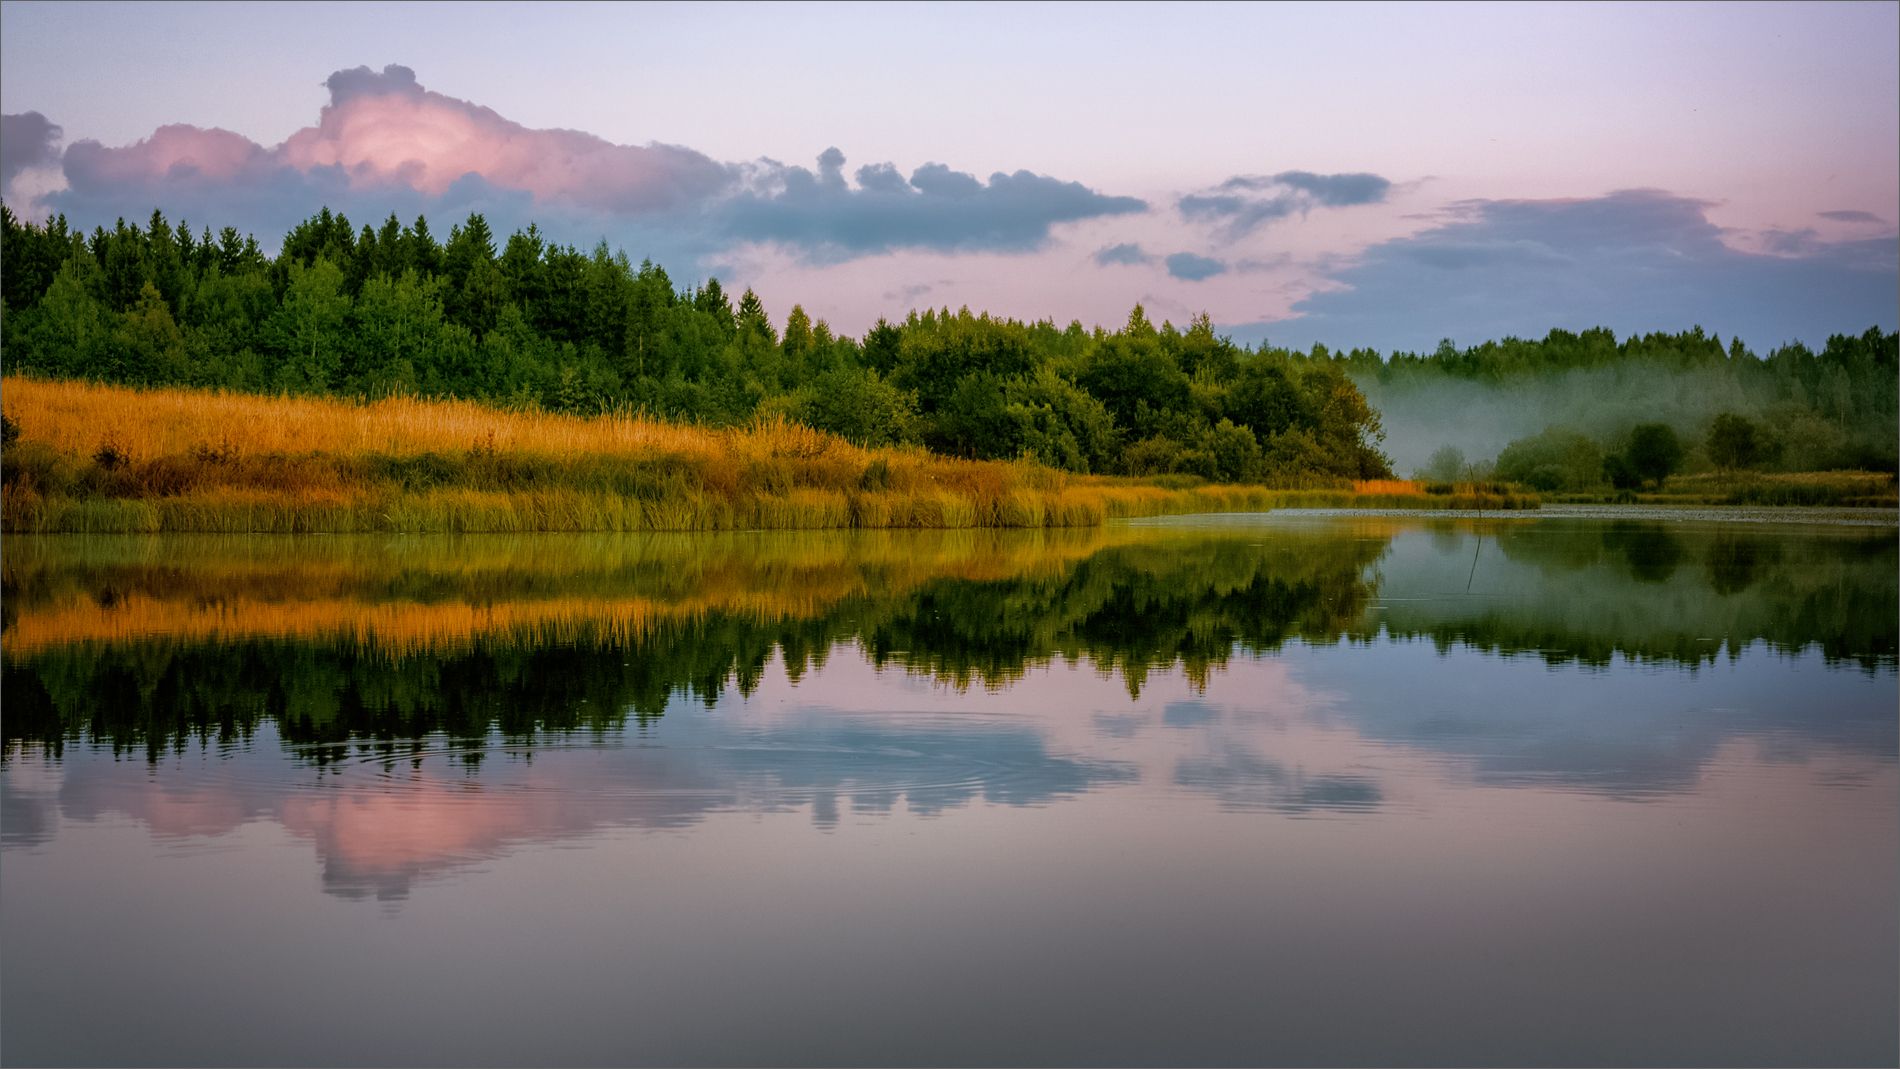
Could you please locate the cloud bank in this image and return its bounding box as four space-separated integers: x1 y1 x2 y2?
0 110 66 217
721 148 1144 261
5 64 1144 266
1240 189 1898 352
1 110 61 184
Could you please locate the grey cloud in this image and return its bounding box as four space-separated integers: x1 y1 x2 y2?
323 62 424 103
1166 251 1228 281
1 111 62 185
1181 169 1392 239
1256 189 1898 353
855 162 909 194
1818 209 1887 224
1267 170 1391 206
721 151 1147 261
1093 242 1153 266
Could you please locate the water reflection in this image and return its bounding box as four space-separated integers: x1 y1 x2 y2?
2 517 1895 1066
2 517 1891 884
4 519 1891 758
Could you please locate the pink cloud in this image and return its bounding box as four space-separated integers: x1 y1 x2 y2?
65 122 266 185
55 64 728 216
27 63 1150 269
277 64 729 211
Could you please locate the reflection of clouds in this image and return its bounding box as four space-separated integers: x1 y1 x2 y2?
719 713 1134 820
34 706 1134 900
1295 639 1898 800
1162 701 1219 729
1173 742 1382 815
0 759 62 847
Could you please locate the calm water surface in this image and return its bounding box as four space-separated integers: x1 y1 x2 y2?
3 513 1895 1067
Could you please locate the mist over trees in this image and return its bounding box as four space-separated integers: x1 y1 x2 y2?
0 205 1390 484
1347 328 1897 483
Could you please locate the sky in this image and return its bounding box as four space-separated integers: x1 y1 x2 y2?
2 0 1895 352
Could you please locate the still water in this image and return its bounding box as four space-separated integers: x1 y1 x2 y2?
3 513 1895 1067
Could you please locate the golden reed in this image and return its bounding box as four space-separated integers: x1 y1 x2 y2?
1 377 1529 533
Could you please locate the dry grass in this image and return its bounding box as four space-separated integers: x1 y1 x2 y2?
4 376 757 461
1352 479 1426 496
2 377 1535 532
1664 470 1898 508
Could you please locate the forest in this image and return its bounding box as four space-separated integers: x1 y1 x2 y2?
0 206 1388 485
1350 325 1897 488
2 205 1894 494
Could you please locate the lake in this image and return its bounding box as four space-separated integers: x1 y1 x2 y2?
2 511 1895 1067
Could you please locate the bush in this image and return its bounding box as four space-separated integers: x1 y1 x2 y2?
1494 427 1604 492
788 366 919 448
1623 423 1684 488
1415 444 1466 483
1707 412 1770 470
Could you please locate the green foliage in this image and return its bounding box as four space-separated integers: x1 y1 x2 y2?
1623 423 1684 487
1004 369 1118 473
0 206 1394 483
1357 325 1897 476
1706 412 1772 471
782 365 919 448
1417 444 1467 483
9 521 1889 758
1494 427 1605 492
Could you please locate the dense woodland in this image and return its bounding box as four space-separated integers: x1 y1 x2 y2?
3 205 1895 489
1351 324 1897 487
0 206 1388 484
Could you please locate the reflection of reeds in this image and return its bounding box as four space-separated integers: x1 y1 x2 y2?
1 527 1136 656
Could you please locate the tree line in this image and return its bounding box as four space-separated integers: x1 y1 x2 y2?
0 205 1390 484
1359 325 1897 485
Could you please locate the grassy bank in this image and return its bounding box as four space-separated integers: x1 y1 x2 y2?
1 378 1526 533
1542 470 1899 509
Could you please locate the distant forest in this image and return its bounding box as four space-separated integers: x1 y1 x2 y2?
1350 325 1897 486
3 206 1894 487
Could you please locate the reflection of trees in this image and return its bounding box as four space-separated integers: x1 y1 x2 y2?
4 519 1895 757
1383 522 1897 670
866 537 1380 696
3 529 1388 757
1599 522 1685 583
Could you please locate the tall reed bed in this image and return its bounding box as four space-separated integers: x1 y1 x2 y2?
0 379 1171 532
2 378 1532 532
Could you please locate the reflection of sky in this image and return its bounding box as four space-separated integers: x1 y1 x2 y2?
6 632 1894 899
3 639 1895 1067
13 694 1136 900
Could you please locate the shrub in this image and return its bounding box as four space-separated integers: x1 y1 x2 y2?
1623 423 1684 488
1494 427 1604 492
